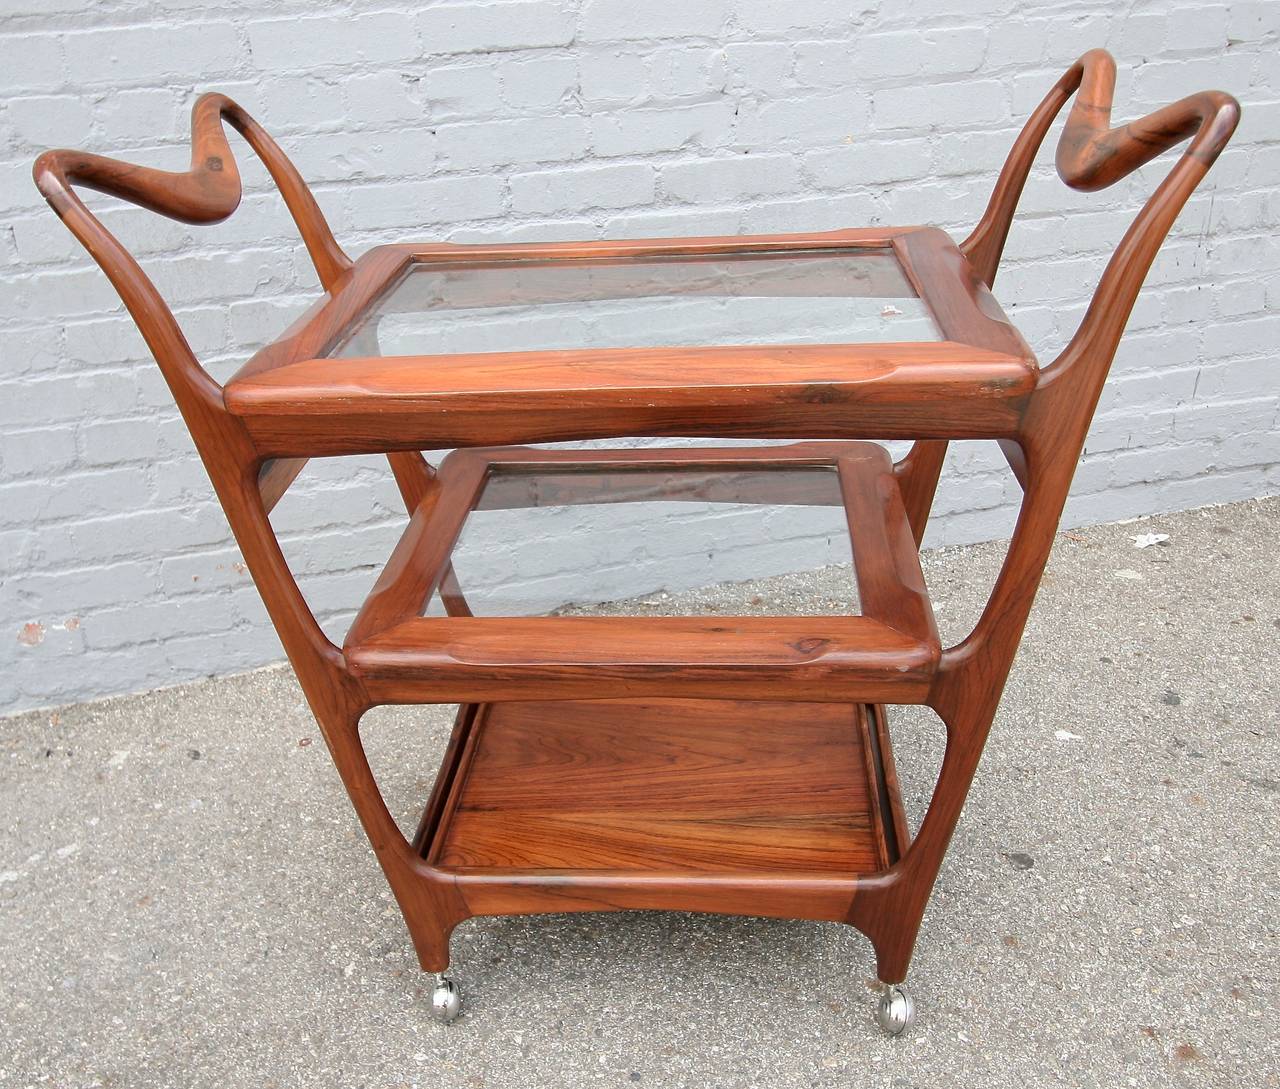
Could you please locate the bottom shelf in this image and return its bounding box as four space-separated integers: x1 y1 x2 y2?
419 698 908 877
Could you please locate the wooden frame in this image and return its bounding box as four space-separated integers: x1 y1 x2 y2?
33 50 1239 1020
345 442 939 704
223 226 1037 457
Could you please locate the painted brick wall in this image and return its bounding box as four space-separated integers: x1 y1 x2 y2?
2 0 1277 713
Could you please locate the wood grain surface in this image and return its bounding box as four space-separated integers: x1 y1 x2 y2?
431 699 898 875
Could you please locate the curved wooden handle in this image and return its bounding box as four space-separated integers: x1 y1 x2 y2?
962 49 1240 287
32 91 352 426
33 93 349 289
35 94 242 224
1056 49 1239 192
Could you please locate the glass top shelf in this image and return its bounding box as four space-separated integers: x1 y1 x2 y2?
427 461 861 619
330 248 941 358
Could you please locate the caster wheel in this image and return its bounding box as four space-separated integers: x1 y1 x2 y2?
875 983 914 1036
430 974 461 1023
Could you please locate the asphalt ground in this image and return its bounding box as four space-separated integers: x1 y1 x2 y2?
2 496 1277 1088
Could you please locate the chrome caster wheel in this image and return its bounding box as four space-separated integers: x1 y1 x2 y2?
875 983 914 1036
430 973 461 1023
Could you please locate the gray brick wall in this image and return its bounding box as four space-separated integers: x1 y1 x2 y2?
2 0 1277 713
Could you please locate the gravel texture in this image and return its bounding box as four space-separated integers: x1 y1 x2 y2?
2 497 1277 1089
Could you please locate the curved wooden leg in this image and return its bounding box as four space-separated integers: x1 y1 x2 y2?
895 440 948 546
857 441 1073 984
848 691 1001 986
316 704 466 972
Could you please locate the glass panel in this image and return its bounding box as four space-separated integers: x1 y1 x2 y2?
430 463 861 617
332 249 940 357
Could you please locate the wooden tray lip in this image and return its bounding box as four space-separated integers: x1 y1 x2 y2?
419 698 908 883
229 225 1035 388
343 440 938 659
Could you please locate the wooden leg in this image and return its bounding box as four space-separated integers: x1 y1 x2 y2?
849 692 1000 986
387 450 435 511
208 460 466 968
895 440 948 546
856 445 1077 983
315 704 465 972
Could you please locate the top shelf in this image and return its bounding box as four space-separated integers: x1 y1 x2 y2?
235 227 1033 378
329 248 943 358
224 227 1038 457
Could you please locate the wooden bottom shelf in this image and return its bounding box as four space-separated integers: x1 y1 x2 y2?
420 698 908 877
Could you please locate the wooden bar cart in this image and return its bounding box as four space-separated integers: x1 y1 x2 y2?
33 50 1239 1033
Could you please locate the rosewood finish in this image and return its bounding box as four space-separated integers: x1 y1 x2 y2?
33 49 1239 1032
430 699 903 875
